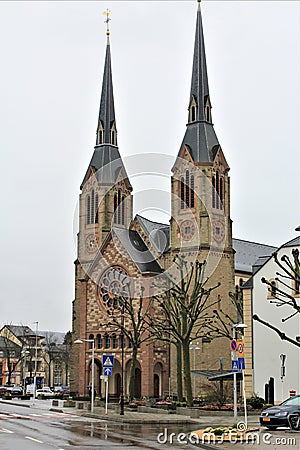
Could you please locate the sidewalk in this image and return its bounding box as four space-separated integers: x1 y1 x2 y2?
0 398 260 427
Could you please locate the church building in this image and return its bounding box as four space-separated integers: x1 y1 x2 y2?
70 2 237 399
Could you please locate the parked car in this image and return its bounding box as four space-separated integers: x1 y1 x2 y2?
53 386 70 397
0 385 14 396
36 387 54 398
11 387 23 398
260 395 300 429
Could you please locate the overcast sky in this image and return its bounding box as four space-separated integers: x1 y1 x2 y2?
0 1 299 332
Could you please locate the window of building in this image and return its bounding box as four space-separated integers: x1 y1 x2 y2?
104 334 110 349
87 195 91 225
89 334 94 349
268 279 277 298
180 170 195 209
112 334 118 349
212 171 224 210
113 189 125 225
95 193 99 224
97 334 102 349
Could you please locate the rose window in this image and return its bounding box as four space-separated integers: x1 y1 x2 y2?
98 267 130 309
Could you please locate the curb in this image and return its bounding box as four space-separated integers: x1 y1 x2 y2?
0 399 31 408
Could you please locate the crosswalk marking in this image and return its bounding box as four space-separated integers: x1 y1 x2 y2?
25 436 44 443
0 428 14 433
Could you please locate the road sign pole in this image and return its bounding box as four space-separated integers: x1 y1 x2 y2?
105 377 109 415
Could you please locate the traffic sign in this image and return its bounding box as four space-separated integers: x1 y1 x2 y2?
237 339 244 357
230 339 237 351
232 360 239 372
231 351 238 361
102 355 115 367
103 367 113 376
238 357 245 370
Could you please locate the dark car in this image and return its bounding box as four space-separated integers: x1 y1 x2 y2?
260 395 300 429
11 387 23 398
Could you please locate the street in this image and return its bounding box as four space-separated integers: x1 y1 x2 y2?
0 400 299 449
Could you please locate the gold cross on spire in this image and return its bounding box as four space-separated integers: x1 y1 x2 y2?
103 9 111 36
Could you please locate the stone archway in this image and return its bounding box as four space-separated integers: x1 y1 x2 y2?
153 362 163 398
88 358 102 397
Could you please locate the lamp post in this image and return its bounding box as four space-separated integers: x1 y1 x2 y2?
22 349 30 395
232 323 247 420
189 342 200 399
32 321 38 404
74 338 95 413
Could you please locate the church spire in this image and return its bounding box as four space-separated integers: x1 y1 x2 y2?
96 10 117 146
189 0 210 123
177 1 220 164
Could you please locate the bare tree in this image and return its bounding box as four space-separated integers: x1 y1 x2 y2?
253 249 300 348
150 257 222 406
107 287 154 401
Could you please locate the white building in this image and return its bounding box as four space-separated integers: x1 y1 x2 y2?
243 236 300 403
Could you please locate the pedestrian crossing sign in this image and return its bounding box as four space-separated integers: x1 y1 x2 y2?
102 354 114 367
232 360 239 372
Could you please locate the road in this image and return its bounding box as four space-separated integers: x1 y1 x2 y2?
0 400 299 449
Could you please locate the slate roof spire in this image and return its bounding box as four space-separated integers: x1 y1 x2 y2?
81 19 132 189
189 0 210 123
177 1 220 164
96 32 116 146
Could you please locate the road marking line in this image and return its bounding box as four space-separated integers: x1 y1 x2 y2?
25 436 44 443
1 428 14 433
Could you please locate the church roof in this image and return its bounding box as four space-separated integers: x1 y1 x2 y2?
98 37 115 144
136 215 170 253
112 227 163 275
135 215 276 275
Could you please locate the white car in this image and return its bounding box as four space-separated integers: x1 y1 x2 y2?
36 387 54 398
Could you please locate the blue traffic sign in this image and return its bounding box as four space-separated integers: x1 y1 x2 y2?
103 367 113 376
232 360 239 372
102 355 114 367
238 357 245 370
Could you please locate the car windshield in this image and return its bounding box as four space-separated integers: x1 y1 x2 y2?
281 396 300 406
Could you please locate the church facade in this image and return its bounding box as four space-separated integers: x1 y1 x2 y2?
70 2 236 399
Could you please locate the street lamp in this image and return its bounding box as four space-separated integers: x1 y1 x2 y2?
22 349 30 395
74 338 95 413
232 323 247 420
32 321 38 404
189 342 200 399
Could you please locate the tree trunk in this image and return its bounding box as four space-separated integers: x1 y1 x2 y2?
128 346 138 401
182 339 193 406
176 343 183 402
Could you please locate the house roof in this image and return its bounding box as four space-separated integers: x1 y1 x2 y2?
136 215 170 253
232 239 276 274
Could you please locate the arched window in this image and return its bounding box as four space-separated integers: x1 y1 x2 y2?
212 172 224 210
97 334 102 349
216 172 219 209
206 105 210 122
113 190 126 225
114 193 118 223
219 177 223 210
95 193 99 223
212 177 216 209
180 170 195 210
91 190 95 224
104 333 110 349
122 195 125 225
191 106 196 122
87 195 91 224
112 334 118 349
180 177 185 209
88 334 94 349
120 335 125 348
191 175 195 208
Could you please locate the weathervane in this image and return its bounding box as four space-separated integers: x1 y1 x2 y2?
103 9 111 36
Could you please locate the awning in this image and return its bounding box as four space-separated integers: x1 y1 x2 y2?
191 370 243 381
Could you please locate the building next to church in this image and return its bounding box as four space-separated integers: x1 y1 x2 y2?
70 2 275 399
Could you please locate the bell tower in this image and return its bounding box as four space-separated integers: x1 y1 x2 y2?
171 0 232 256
